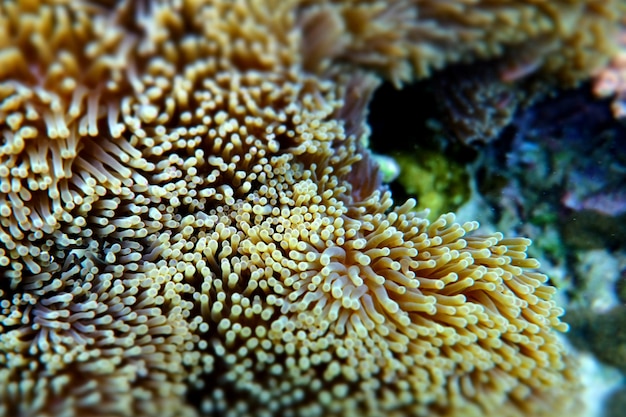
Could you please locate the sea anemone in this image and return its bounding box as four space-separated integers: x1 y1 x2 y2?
2 0 615 416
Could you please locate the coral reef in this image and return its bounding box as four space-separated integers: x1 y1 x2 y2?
2 0 622 416
464 78 626 417
476 86 626 252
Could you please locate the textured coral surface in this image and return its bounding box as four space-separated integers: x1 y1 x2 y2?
1 1 619 416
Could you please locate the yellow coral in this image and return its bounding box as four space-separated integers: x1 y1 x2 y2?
1 0 613 416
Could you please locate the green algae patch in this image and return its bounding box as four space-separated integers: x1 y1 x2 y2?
394 148 470 220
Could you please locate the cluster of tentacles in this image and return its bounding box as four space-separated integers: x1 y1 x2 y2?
1 0 616 416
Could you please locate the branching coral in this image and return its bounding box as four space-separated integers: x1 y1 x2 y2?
1 0 616 416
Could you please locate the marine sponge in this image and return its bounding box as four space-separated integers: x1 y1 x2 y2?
0 0 603 416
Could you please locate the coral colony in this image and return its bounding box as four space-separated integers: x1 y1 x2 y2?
0 1 622 417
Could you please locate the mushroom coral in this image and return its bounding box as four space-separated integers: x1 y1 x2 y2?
0 0 614 416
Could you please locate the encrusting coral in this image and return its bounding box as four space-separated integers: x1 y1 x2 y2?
0 0 618 416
